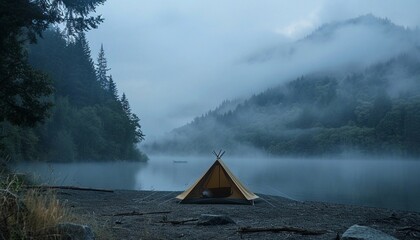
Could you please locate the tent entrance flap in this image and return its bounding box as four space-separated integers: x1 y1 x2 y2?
202 164 233 198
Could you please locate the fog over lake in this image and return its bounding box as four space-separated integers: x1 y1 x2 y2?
13 155 420 212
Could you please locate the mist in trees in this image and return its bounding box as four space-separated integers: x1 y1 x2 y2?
0 0 105 127
148 42 420 157
1 30 146 162
0 0 147 163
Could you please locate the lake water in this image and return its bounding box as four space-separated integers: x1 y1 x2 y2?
13 155 420 212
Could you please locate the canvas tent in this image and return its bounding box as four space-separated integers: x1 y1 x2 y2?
176 153 259 205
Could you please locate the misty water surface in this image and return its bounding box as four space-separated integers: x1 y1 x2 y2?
13 156 420 212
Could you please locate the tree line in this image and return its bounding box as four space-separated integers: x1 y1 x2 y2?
150 52 420 157
0 0 147 162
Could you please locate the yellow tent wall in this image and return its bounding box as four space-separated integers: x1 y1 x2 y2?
176 159 259 205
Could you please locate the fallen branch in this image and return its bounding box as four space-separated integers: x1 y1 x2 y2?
238 226 327 235
397 226 420 232
104 210 171 217
26 185 114 193
159 218 199 225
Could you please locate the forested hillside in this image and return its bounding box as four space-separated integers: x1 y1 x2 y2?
147 15 420 157
149 49 420 156
0 30 146 162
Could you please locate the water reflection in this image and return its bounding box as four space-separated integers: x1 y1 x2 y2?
14 161 145 190
13 156 420 212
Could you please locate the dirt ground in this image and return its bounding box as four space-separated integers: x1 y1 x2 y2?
56 189 420 240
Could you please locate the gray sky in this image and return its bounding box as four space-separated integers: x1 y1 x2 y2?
86 0 420 141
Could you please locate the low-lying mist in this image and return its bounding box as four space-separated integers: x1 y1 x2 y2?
13 154 420 212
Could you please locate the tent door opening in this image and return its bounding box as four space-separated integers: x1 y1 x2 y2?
202 164 233 198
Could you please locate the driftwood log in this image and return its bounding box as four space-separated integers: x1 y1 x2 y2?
159 218 199 225
397 226 420 232
26 185 114 193
104 211 171 217
238 226 328 235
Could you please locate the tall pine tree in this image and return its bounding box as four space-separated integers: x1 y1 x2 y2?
121 93 145 143
108 75 118 100
121 93 131 114
96 44 110 90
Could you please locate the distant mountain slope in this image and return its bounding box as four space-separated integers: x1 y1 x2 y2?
247 15 419 79
303 14 410 42
148 16 420 156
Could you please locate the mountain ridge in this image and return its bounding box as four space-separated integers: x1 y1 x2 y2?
146 16 420 157
247 14 418 66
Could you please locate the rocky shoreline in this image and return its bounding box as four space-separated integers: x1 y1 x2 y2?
57 189 420 239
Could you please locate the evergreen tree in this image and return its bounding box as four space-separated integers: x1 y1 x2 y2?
0 0 105 127
131 113 146 143
96 44 110 90
108 75 118 100
78 33 96 73
121 93 131 115
120 93 145 143
75 32 103 105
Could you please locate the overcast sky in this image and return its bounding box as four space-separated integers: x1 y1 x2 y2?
86 0 420 141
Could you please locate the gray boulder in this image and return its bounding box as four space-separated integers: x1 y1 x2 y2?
197 214 235 226
341 225 398 240
55 223 95 240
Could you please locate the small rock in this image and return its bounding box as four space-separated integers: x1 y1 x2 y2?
56 223 95 240
197 214 235 226
341 224 397 240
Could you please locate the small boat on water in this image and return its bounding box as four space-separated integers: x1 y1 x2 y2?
173 160 188 163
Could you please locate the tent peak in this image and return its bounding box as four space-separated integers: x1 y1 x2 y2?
212 149 225 160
